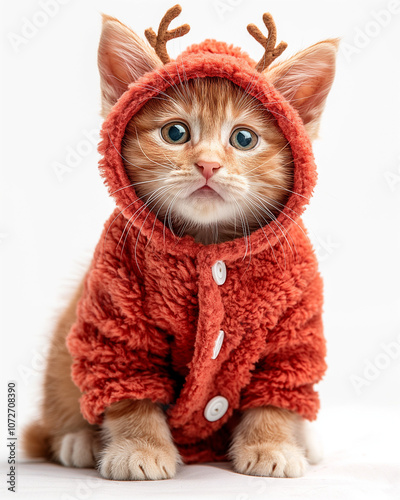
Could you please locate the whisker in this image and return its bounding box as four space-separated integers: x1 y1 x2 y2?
246 187 302 218
119 185 176 267
246 192 296 262
145 195 173 249
250 190 310 241
132 127 174 171
239 195 285 270
244 158 294 179
102 199 139 259
133 185 178 269
262 184 309 200
163 188 185 244
110 176 171 196
243 141 291 177
133 81 181 107
226 193 251 263
106 130 159 172
118 185 172 252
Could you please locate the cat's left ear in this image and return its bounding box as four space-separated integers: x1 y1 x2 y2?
266 39 339 140
98 15 163 117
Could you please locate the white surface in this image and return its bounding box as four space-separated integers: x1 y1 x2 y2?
1 0 400 498
1 406 399 499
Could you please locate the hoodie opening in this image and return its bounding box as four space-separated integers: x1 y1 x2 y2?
98 45 316 257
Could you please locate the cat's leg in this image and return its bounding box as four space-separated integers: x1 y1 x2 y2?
22 278 101 468
99 399 181 480
229 406 309 477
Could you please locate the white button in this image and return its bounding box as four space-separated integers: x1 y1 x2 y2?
211 330 224 360
211 260 226 285
204 396 229 422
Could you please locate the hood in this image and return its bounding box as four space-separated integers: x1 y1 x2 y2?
98 39 317 258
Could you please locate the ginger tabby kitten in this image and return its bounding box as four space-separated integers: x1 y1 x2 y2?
23 15 337 480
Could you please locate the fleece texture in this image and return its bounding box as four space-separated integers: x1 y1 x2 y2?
66 40 326 464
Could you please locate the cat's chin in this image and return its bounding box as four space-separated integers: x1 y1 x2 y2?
173 195 234 226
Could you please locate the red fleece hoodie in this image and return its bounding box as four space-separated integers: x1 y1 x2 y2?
66 39 326 464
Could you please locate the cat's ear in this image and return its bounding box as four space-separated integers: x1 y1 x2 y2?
98 15 162 117
266 39 339 140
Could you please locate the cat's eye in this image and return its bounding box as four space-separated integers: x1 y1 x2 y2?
230 128 259 151
161 122 190 145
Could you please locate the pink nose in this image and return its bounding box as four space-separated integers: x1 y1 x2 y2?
196 161 221 180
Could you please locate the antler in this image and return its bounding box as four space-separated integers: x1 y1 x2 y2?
144 4 190 64
247 13 287 72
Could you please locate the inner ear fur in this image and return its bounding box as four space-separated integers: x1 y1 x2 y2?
266 39 339 139
98 14 162 117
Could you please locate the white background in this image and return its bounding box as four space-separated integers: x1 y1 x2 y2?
1 0 399 497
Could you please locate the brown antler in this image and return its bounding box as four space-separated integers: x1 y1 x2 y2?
144 4 190 64
247 13 287 72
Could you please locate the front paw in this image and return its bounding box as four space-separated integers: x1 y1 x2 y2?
231 442 307 478
59 428 100 468
99 438 180 480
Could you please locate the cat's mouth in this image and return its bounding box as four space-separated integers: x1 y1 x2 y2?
191 184 224 200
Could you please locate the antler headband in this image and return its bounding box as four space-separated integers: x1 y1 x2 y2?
144 4 190 64
144 4 287 71
247 13 288 72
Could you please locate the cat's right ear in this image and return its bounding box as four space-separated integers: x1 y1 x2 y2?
265 39 338 140
98 15 162 117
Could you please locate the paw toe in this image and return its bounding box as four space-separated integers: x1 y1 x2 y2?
232 443 307 478
99 440 179 481
59 429 97 468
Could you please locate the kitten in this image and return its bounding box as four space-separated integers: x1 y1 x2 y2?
23 13 337 480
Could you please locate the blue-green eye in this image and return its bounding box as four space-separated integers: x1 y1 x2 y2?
230 128 258 150
161 122 190 144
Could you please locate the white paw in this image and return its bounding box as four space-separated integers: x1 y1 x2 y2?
99 438 180 480
59 428 99 468
232 442 308 478
298 419 323 465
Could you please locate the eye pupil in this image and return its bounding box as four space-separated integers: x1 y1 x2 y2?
230 128 258 150
161 122 190 144
236 130 252 148
169 124 185 142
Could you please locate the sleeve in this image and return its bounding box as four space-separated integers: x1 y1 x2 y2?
66 219 176 425
240 271 326 421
